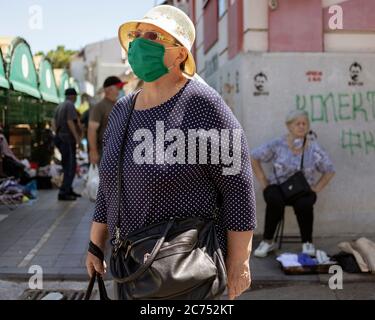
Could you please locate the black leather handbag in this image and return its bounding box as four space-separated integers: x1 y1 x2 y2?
109 92 227 300
274 136 311 202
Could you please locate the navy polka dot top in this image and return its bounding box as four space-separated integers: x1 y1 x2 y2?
93 79 257 255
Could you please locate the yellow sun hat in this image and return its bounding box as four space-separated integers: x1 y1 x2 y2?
118 5 196 77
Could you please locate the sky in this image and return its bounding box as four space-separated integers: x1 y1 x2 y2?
0 0 165 54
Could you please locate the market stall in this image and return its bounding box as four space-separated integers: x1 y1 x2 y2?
0 37 42 160
0 47 9 126
34 56 59 167
54 69 70 103
69 77 81 108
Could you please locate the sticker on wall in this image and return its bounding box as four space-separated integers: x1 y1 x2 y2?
348 62 364 87
222 72 235 110
235 71 240 94
306 71 323 82
253 72 269 97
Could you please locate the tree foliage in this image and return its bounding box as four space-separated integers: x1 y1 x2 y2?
38 46 77 69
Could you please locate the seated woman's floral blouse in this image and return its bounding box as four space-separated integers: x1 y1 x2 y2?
251 136 335 186
93 79 257 256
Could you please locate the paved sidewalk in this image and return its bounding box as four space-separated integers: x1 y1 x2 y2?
1 279 374 300
0 189 373 300
240 282 375 300
0 189 95 281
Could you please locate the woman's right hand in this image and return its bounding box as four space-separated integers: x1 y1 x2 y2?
86 252 107 278
226 259 252 300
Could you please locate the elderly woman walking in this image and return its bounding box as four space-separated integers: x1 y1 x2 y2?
86 5 256 300
251 110 335 258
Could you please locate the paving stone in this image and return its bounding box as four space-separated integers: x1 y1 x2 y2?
29 255 59 268
0 257 24 268
240 283 337 300
55 255 84 268
334 283 375 300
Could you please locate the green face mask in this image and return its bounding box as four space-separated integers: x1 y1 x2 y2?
128 38 174 83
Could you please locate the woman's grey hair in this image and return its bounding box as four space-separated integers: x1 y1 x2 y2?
285 110 310 125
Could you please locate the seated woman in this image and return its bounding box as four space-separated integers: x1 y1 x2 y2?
251 110 335 258
0 130 30 184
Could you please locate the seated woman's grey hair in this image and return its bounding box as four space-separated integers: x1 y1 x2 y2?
285 110 309 125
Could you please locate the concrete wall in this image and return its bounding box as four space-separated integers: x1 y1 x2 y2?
69 37 129 96
70 58 86 85
205 52 375 236
83 38 124 65
194 0 375 236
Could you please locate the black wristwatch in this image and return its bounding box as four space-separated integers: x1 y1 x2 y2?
88 241 104 262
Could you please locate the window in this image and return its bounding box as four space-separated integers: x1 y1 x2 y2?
219 0 227 17
203 0 219 53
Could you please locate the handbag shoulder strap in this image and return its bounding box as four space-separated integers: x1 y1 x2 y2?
300 136 307 171
115 91 142 232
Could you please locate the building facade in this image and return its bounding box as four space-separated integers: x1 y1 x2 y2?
173 0 375 236
70 37 133 99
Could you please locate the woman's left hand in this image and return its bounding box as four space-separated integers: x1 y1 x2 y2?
311 186 320 193
226 259 252 300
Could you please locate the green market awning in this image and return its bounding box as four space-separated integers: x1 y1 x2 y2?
70 77 81 108
55 69 70 102
0 48 9 89
35 57 59 104
1 37 41 99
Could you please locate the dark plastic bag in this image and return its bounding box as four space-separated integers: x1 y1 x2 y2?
332 252 362 273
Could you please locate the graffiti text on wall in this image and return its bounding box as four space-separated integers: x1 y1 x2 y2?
296 91 375 156
296 91 375 123
341 129 375 156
